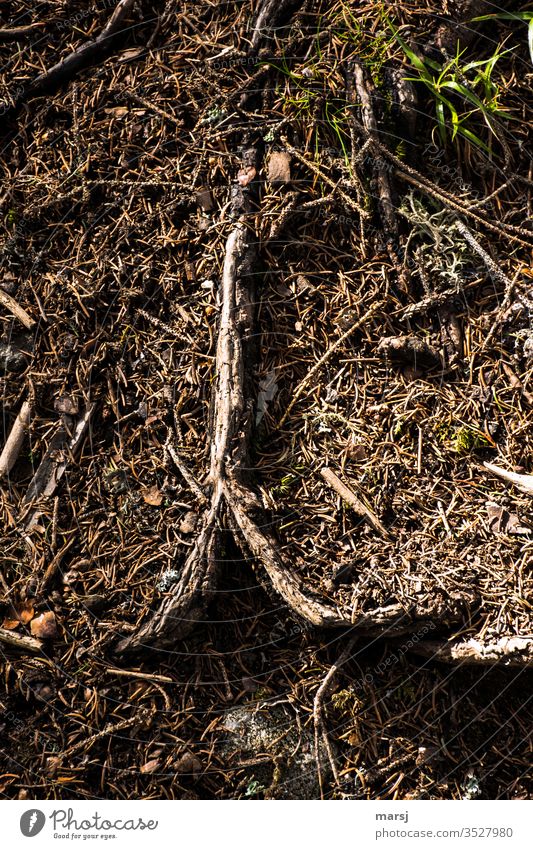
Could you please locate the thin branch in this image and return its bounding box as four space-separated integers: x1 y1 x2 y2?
0 400 32 479
0 288 36 329
278 300 384 427
0 626 43 653
321 467 392 539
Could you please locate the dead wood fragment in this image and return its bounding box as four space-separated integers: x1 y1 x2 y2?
410 636 533 666
314 638 357 797
116 197 257 655
0 400 32 478
377 335 442 370
483 462 533 496
249 0 296 53
0 288 36 329
4 0 138 109
22 404 95 532
350 62 398 238
320 467 391 540
0 625 43 653
0 24 46 40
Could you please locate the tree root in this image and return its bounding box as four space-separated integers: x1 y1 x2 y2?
409 636 533 666
116 166 469 656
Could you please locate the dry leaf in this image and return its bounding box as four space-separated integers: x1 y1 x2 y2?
179 511 198 534
30 611 58 639
103 107 129 117
174 752 202 781
2 600 34 630
485 502 531 535
117 47 145 63
196 189 214 212
140 758 160 774
141 485 163 507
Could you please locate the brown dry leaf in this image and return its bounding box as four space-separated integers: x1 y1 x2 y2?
103 107 129 117
30 611 58 639
117 47 145 63
2 600 34 630
180 511 198 534
267 151 291 185
485 502 531 535
140 758 160 774
141 485 163 507
196 189 214 212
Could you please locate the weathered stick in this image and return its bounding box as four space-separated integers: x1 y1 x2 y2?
350 62 398 238
0 288 36 329
0 24 46 41
314 638 357 797
483 461 533 496
321 467 392 539
22 404 95 531
0 626 43 653
116 157 259 655
0 400 32 478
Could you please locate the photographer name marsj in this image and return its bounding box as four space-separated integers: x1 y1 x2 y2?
50 809 158 839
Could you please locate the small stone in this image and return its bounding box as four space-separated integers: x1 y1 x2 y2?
267 151 291 185
54 395 79 415
30 611 58 640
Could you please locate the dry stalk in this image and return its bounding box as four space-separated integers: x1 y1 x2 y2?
483 461 533 495
320 467 392 539
278 300 384 427
313 637 357 797
0 626 43 653
0 400 32 478
0 289 36 329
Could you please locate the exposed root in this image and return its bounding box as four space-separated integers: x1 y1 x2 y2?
410 636 533 666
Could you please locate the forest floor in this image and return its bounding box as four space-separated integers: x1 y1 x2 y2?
0 0 532 799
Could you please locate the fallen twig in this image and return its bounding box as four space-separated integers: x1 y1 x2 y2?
0 24 46 41
0 288 36 329
0 400 32 479
483 461 533 496
314 637 357 797
320 467 392 539
409 636 533 666
350 62 398 238
0 625 43 653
